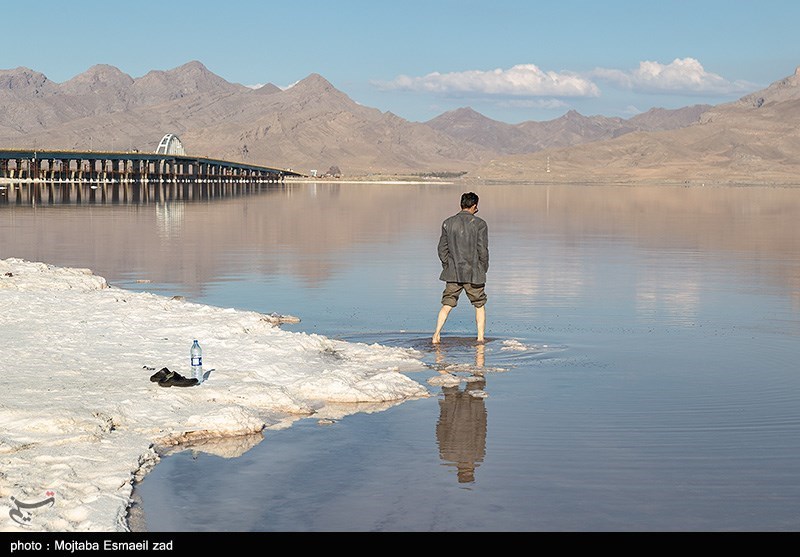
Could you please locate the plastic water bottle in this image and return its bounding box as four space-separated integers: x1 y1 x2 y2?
190 340 203 383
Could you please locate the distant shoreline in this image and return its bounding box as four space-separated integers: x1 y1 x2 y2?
3 175 800 188
282 176 800 188
285 177 455 185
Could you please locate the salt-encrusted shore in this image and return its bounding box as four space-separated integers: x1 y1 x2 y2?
0 258 430 532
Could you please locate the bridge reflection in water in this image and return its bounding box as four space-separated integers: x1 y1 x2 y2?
0 179 293 205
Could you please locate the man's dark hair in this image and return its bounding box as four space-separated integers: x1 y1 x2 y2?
460 192 479 209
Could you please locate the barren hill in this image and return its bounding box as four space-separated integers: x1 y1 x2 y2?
474 68 800 185
0 61 796 182
426 105 710 155
0 64 494 175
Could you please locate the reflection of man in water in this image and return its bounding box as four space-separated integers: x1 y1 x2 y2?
435 343 487 483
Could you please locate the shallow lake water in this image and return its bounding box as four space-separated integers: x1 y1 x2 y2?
2 180 800 531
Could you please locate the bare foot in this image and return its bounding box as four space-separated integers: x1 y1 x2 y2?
432 334 441 344
476 337 485 344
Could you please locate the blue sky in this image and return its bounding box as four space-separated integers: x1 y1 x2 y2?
2 0 798 123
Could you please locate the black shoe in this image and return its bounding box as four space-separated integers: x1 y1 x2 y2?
150 367 171 382
158 370 198 387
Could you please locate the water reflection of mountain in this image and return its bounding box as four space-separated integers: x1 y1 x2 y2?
1 182 799 304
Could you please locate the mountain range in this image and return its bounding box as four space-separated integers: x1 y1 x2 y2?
1 60 799 184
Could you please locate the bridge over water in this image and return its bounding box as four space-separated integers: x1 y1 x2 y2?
0 142 304 184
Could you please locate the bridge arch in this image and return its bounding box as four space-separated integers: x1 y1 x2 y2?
155 134 186 155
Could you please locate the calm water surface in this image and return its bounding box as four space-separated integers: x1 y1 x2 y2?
2 180 800 531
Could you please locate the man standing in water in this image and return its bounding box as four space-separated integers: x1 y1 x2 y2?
432 192 489 344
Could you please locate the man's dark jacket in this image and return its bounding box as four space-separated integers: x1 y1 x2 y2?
437 210 489 285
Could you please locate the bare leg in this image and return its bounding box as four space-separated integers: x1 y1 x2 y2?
475 305 486 343
432 305 453 344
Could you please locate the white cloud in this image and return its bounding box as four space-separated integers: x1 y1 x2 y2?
247 82 293 91
622 105 643 116
591 58 755 95
375 64 600 98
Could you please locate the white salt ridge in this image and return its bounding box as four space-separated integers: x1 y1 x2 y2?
0 258 429 532
500 339 530 351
